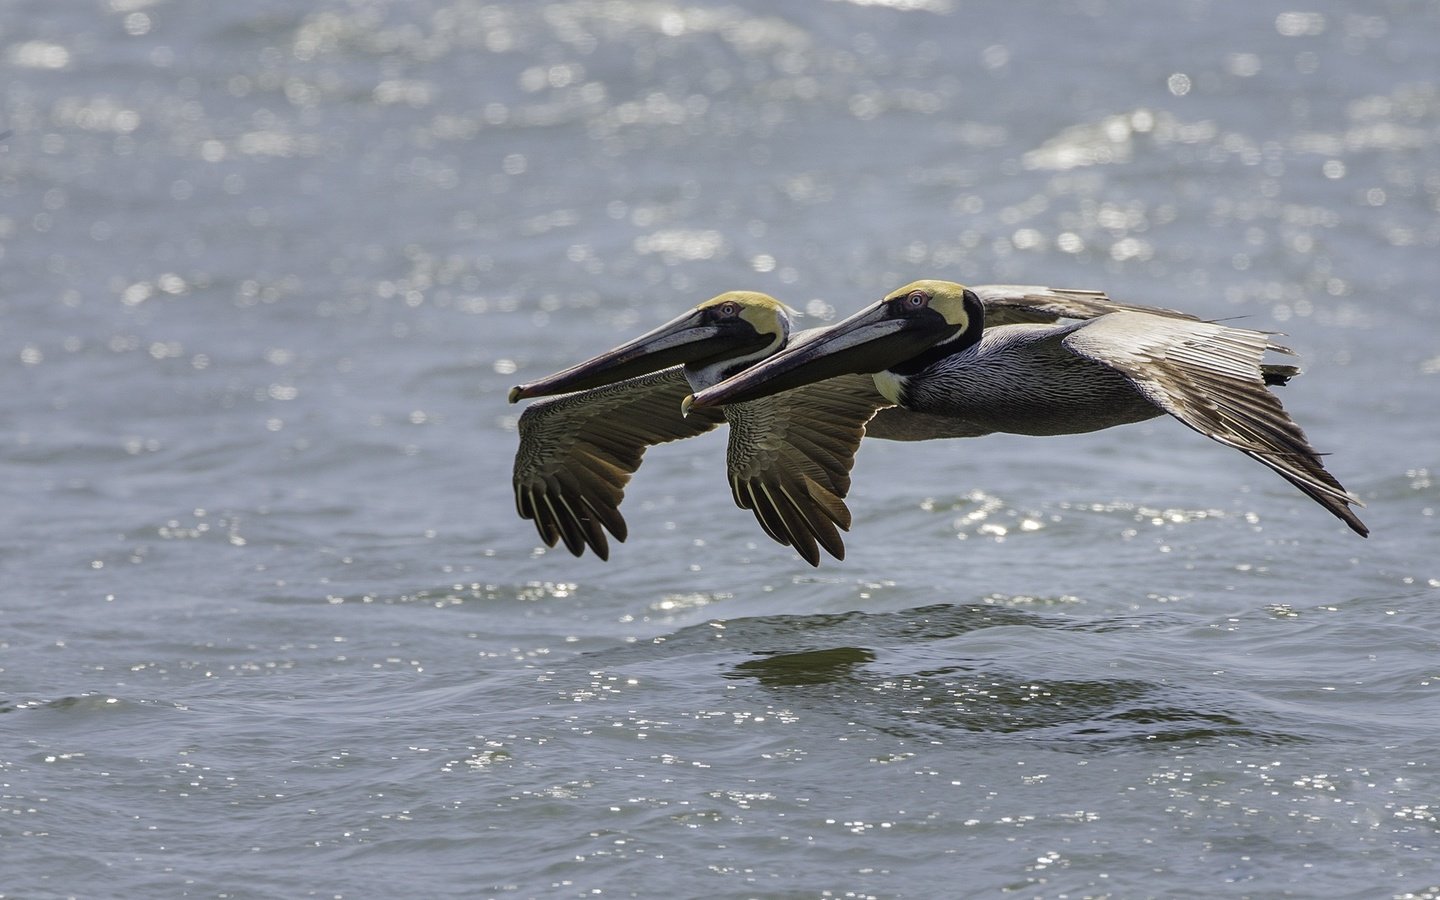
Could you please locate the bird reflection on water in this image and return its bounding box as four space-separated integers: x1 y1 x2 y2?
601 602 1296 748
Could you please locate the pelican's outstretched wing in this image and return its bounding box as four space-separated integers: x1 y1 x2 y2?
974 284 1200 326
725 374 892 565
513 368 726 559
1061 313 1368 536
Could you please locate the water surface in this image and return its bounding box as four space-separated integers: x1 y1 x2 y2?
3 0 1439 896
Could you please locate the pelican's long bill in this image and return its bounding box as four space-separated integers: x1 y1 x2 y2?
508 304 772 403
685 285 973 411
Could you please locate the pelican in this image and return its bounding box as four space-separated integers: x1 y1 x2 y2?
687 279 1368 537
509 291 886 565
509 286 1152 564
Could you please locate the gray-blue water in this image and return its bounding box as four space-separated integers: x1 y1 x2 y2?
3 1 1438 896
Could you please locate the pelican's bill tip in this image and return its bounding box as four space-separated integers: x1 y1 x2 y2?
507 384 526 404
680 393 696 417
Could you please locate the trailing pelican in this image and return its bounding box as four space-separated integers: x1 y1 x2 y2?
687 280 1368 537
509 286 1152 563
509 291 887 565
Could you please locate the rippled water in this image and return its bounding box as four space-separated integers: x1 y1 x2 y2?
3 0 1439 896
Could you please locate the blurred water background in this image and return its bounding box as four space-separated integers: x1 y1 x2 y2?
3 0 1440 896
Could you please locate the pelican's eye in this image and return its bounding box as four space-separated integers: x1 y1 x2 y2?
905 290 929 309
712 301 740 319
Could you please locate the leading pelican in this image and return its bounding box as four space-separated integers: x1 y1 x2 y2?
687 280 1367 537
510 286 1160 563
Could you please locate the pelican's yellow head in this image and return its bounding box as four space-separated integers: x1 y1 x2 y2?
681 291 793 389
508 290 794 402
696 290 790 354
882 280 978 329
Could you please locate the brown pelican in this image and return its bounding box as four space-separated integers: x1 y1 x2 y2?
687 279 1368 537
509 291 888 565
509 286 1154 564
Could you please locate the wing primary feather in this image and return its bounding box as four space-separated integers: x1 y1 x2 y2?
777 478 846 561
757 481 821 566
556 489 609 560
523 487 560 548
539 491 586 556
742 479 792 547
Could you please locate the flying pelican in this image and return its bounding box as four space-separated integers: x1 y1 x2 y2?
509 286 1158 564
686 279 1367 537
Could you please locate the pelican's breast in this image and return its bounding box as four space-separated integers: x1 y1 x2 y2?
901 323 1161 436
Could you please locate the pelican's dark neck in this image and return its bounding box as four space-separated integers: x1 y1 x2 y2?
714 357 761 383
